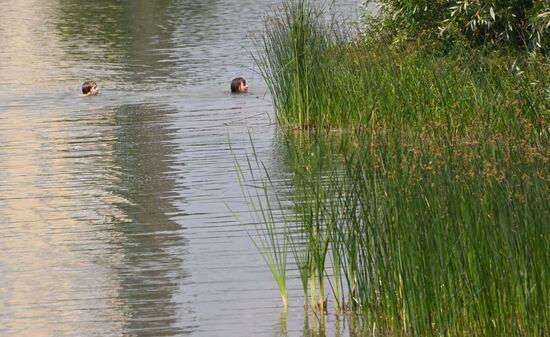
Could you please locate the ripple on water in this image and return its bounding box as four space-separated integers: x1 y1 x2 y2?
0 1 363 336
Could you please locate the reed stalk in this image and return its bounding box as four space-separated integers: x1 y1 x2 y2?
242 119 549 335
246 1 549 334
255 0 549 132
235 138 289 309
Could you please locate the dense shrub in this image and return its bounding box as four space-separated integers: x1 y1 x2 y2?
362 0 549 53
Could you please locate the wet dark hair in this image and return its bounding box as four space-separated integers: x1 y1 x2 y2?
82 81 97 94
230 77 246 93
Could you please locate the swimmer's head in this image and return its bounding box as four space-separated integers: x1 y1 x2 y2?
230 77 248 93
82 81 99 96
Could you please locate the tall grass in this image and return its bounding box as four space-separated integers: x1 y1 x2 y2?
274 124 550 336
245 0 550 335
235 139 289 309
254 1 549 132
253 0 338 129
284 133 339 318
351 125 549 336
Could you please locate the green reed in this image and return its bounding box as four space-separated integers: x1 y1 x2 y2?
254 1 549 131
253 0 338 129
288 216 311 309
247 1 549 334
235 139 289 309
346 125 549 336
240 123 549 335
286 134 335 317
275 123 550 336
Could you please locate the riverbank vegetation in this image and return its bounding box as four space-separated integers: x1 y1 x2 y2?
362 0 549 54
246 0 549 336
255 0 549 131
275 126 549 336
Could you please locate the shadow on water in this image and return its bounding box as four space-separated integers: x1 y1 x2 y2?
0 0 365 336
106 103 191 336
0 102 190 336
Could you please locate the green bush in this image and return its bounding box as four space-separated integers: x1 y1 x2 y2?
362 0 550 53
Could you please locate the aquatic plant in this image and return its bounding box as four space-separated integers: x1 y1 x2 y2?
288 217 311 309
277 122 550 335
246 1 550 335
286 134 337 316
255 0 549 132
235 139 289 309
253 0 338 129
240 120 550 335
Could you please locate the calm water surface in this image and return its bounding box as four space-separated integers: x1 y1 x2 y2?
0 1 363 336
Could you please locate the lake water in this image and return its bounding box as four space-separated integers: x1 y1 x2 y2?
0 1 366 336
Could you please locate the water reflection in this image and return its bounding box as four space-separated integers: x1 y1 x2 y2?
0 0 364 336
53 0 246 89
107 103 189 336
55 0 182 88
0 0 66 96
0 103 188 336
281 310 352 337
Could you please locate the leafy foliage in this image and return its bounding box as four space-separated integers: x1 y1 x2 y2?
362 0 550 53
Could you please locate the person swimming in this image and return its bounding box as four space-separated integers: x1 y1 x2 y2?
230 77 248 93
82 81 99 96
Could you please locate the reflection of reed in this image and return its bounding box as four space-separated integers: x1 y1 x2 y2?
277 309 288 337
